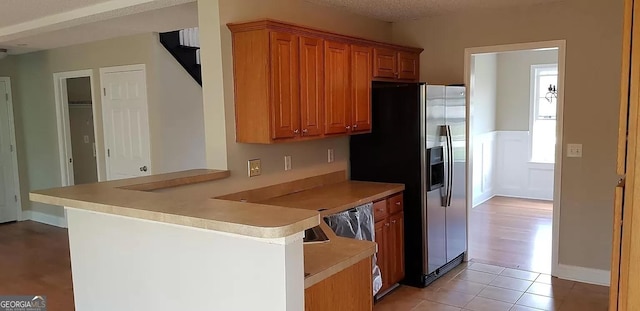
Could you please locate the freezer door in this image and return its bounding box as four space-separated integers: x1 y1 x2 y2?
425 85 448 274
445 86 468 262
426 188 447 274
426 85 446 149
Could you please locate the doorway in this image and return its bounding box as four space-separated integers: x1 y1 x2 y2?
54 70 102 186
0 77 21 223
465 41 566 276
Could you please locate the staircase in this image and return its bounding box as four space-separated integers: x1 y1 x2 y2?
159 27 202 85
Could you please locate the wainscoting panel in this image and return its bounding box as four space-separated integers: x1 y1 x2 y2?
472 131 497 207
495 131 554 201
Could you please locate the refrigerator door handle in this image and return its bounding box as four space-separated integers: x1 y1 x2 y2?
446 125 454 207
439 125 449 207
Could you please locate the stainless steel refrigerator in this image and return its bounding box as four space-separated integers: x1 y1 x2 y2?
350 82 467 287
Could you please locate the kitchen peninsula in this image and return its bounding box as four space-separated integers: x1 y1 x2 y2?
30 169 404 311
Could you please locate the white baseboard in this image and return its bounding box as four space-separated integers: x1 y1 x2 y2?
472 193 496 208
493 193 553 202
555 264 610 286
22 210 68 228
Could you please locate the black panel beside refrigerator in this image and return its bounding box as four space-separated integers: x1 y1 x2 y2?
350 81 467 288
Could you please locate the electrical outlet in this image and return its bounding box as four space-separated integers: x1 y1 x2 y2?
328 149 335 163
284 155 292 171
567 144 583 158
248 159 261 177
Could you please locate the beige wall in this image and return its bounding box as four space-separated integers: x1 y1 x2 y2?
150 35 207 174
496 49 558 131
1 33 205 218
195 0 393 192
471 53 497 136
392 0 622 271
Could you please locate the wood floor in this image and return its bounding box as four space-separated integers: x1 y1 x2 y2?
0 221 74 310
469 196 553 274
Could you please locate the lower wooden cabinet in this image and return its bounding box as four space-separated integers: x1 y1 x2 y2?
374 220 389 290
305 257 373 310
374 193 405 295
388 212 405 285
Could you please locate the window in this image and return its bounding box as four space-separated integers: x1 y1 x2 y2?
530 65 558 163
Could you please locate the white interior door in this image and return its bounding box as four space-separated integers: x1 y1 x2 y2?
101 66 151 181
0 79 19 223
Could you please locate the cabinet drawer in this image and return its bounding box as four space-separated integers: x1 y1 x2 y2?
388 193 403 214
373 200 388 222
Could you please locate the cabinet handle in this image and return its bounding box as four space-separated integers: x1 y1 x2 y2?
395 202 401 206
392 220 397 224
302 129 308 134
353 124 358 129
346 126 351 130
293 129 300 135
385 223 390 227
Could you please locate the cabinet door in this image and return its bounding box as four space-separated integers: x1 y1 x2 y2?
389 212 405 285
299 36 324 137
324 41 351 135
350 45 372 133
374 220 389 292
270 32 300 139
397 52 419 81
373 48 397 79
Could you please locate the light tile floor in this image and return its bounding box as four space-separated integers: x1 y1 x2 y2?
374 262 608 311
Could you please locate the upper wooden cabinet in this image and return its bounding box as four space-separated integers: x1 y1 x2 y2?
270 32 300 140
373 48 420 81
351 45 373 133
324 41 351 135
398 52 420 81
228 20 422 144
299 36 325 137
373 48 397 79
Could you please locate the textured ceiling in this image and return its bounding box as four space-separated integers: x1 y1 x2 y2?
0 2 198 54
305 0 564 21
0 0 114 28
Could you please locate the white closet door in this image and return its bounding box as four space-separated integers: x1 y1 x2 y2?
0 80 18 223
101 66 152 180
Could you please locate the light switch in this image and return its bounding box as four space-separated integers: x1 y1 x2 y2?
248 159 261 177
328 149 335 163
83 135 90 143
567 144 583 158
284 156 292 171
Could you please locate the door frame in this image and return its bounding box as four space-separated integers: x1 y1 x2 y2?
0 77 23 220
53 69 102 185
464 40 567 277
99 64 151 180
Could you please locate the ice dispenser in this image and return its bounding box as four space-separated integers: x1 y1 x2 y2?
426 146 444 191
